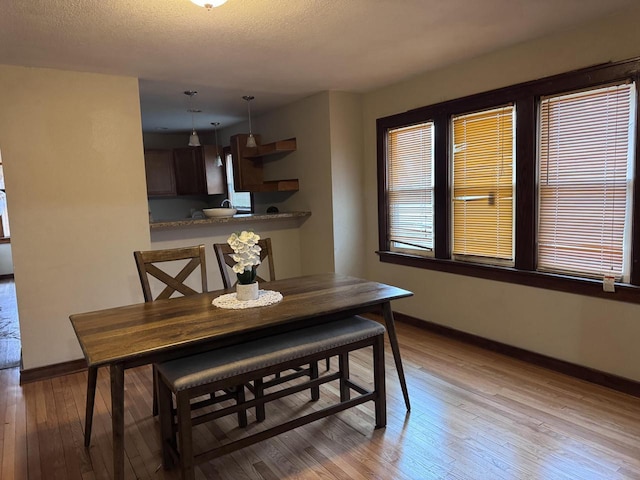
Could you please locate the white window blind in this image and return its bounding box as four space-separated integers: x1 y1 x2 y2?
387 122 434 253
452 106 515 264
538 82 635 281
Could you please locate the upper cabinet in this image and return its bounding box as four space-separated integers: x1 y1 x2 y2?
144 146 225 197
144 149 176 196
230 134 298 192
173 147 204 195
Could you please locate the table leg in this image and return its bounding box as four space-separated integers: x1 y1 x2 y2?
110 363 125 480
84 366 98 447
381 302 411 410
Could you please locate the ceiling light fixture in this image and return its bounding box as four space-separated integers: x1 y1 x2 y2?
243 95 257 148
211 122 223 167
190 0 228 10
184 90 201 147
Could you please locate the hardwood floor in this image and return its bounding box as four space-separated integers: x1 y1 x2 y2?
1 321 639 479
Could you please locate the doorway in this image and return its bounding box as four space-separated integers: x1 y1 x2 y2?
0 277 19 369
0 149 19 369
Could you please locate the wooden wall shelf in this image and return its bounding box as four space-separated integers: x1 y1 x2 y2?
244 138 297 158
230 134 298 192
242 179 299 192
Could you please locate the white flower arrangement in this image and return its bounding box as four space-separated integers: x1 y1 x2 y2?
227 230 262 284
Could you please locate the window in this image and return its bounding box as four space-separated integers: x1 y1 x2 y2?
452 106 514 265
377 58 640 303
225 153 251 212
538 83 635 281
387 122 434 254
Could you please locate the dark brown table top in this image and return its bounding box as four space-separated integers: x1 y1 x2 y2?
70 273 413 368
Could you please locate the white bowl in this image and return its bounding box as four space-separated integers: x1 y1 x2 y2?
203 208 237 218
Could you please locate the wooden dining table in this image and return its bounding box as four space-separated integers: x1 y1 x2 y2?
70 273 413 480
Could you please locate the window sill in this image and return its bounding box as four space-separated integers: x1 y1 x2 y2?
0 237 10 244
377 250 640 305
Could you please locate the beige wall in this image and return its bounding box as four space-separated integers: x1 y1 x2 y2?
0 65 150 369
218 91 366 278
247 92 336 276
328 91 365 277
362 5 640 382
248 91 367 277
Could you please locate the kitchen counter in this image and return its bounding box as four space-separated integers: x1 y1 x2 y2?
149 211 311 229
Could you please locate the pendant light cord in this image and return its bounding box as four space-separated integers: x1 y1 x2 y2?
242 95 256 147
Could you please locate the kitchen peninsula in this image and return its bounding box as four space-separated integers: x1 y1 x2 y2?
149 211 311 229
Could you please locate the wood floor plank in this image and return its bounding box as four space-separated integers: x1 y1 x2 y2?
68 371 111 480
50 375 84 480
1 369 16 480
13 369 29 480
41 375 70 480
23 381 42 480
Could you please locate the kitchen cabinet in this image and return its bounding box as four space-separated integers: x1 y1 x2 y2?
173 147 204 195
202 145 226 195
144 149 176 196
230 134 298 192
144 146 225 197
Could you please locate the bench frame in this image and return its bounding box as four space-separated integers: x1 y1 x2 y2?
157 331 386 480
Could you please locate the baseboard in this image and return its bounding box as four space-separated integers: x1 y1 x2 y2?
395 312 640 399
0 273 14 280
20 358 87 385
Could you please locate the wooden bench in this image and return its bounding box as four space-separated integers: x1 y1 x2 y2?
156 315 386 480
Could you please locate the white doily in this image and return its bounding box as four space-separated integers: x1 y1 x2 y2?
212 290 283 309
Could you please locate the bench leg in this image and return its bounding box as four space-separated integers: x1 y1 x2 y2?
157 377 176 469
373 334 386 428
176 391 196 480
235 384 248 427
254 378 266 422
310 361 319 401
339 352 350 402
84 366 98 447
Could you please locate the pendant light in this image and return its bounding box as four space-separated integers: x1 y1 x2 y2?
242 95 257 148
211 122 223 167
184 90 201 147
190 0 228 10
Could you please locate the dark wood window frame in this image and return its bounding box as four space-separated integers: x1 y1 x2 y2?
376 57 640 304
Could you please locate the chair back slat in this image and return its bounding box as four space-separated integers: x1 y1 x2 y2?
134 245 208 302
213 238 275 289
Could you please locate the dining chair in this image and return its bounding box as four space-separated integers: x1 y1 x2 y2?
83 245 247 447
134 244 208 302
213 237 276 288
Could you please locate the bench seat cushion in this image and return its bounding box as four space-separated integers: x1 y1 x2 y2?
156 316 385 392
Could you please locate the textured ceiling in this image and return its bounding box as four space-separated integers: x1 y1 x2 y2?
0 0 636 133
